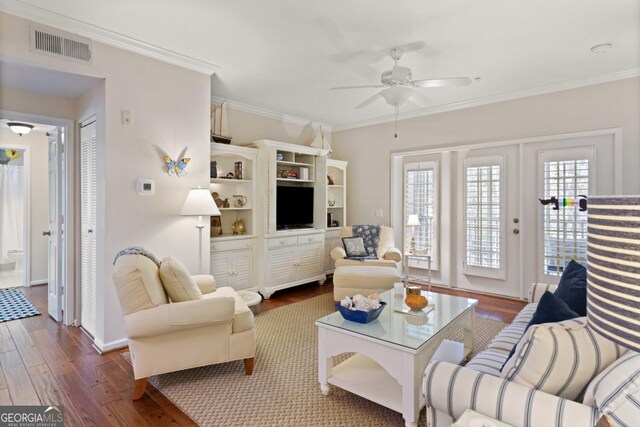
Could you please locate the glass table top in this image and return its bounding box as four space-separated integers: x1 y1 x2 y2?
316 289 477 350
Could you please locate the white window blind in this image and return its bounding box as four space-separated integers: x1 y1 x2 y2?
542 159 589 275
404 162 437 267
464 159 503 276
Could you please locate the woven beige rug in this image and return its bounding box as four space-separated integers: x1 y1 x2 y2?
124 292 506 427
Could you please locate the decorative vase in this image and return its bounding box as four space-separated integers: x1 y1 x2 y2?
405 294 428 311
232 218 245 235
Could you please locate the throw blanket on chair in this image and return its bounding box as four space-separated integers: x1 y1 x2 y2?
351 225 380 258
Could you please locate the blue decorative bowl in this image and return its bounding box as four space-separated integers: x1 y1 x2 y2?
335 301 387 324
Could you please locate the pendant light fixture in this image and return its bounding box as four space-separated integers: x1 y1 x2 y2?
7 122 34 136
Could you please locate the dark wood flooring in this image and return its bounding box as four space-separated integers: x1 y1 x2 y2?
1 280 525 426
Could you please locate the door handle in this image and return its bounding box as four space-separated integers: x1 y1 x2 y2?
43 231 51 236
88 229 94 233
513 229 520 235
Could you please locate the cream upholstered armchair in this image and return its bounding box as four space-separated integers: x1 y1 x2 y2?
112 254 255 400
330 225 402 269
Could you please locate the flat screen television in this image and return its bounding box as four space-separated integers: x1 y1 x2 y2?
276 186 314 229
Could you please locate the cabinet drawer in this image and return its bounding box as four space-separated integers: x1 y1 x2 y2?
211 239 254 252
297 234 324 245
267 236 298 248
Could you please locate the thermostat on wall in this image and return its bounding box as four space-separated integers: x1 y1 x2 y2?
136 179 155 195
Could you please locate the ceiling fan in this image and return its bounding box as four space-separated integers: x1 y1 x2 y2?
331 46 474 110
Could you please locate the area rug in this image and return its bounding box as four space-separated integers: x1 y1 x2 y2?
124 293 506 426
0 287 40 323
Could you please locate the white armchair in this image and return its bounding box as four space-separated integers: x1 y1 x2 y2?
112 254 255 400
330 225 402 269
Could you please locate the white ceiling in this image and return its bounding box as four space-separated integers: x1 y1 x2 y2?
6 0 640 127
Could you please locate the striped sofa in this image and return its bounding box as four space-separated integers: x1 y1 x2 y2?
422 283 639 427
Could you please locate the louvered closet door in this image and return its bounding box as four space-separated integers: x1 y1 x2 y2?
80 120 97 337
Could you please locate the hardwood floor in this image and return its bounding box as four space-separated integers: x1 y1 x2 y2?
1 281 525 426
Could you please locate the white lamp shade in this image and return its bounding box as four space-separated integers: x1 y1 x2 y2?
180 188 220 216
407 214 421 226
587 195 640 352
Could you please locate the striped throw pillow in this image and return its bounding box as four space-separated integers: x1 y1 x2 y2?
583 351 640 426
501 317 627 400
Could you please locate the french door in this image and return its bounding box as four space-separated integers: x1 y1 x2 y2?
455 134 616 297
455 145 521 297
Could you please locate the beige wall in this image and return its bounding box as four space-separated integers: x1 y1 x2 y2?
1 12 211 349
216 105 328 147
332 77 640 225
0 129 49 284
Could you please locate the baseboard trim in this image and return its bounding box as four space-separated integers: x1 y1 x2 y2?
93 337 128 354
29 279 47 286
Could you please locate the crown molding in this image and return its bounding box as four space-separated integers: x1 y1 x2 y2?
332 68 640 132
212 96 332 132
0 0 220 75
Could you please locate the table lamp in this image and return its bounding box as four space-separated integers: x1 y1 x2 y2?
407 214 421 254
586 195 640 352
180 187 221 274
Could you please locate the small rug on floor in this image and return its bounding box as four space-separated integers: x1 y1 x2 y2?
123 292 506 427
0 287 40 323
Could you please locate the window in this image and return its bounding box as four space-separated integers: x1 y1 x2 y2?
542 159 589 275
465 164 501 269
404 162 437 266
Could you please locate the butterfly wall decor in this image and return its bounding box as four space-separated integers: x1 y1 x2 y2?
163 156 191 177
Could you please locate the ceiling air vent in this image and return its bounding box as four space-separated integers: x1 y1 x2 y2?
30 25 93 64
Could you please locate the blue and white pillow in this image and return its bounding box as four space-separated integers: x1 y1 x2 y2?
352 225 380 257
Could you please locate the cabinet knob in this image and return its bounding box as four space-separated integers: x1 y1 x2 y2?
280 240 285 245
308 237 313 242
212 245 217 251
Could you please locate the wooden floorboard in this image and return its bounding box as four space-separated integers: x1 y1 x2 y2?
5 281 526 426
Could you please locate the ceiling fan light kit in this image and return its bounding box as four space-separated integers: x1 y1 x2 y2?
330 44 476 138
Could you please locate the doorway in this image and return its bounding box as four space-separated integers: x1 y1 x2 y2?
0 112 75 324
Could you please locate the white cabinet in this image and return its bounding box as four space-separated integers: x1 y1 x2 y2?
210 238 255 291
262 230 326 298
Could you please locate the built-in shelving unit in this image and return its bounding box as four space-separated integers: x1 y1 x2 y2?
252 140 329 298
209 144 258 291
324 159 348 274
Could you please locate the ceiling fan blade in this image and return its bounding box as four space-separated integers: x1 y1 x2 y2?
412 77 473 88
329 85 385 90
396 41 426 53
355 93 382 109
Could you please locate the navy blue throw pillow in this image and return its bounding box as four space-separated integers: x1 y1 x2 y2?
501 291 579 370
554 260 587 316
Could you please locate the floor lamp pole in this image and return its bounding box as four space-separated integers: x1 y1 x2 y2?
196 215 205 274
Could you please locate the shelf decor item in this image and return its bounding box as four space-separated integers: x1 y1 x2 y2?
234 161 244 180
180 187 221 274
210 161 217 178
231 218 246 235
211 216 222 236
211 101 232 144
232 195 247 208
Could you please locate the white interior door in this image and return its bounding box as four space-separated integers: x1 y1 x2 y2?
80 120 97 337
456 145 521 297
47 129 63 321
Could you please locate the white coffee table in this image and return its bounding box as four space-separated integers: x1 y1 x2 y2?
316 289 477 427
